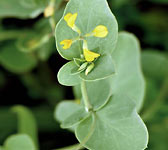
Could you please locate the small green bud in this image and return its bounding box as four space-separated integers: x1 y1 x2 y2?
85 63 94 75
78 62 88 71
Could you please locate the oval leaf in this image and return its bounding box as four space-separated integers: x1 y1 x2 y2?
55 0 118 60
55 100 82 124
57 61 81 86
110 32 145 111
76 94 149 150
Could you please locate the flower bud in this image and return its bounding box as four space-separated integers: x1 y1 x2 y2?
44 5 54 17
85 63 95 75
78 62 88 71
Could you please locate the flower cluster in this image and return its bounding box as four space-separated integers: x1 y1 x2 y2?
60 13 108 75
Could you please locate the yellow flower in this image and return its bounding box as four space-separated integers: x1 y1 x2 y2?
92 25 108 38
64 13 81 34
83 49 100 62
60 39 72 49
44 6 54 17
64 13 77 28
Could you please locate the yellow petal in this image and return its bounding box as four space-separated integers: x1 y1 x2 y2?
93 25 108 38
83 49 100 62
44 6 54 17
64 13 73 22
64 13 77 28
60 40 72 49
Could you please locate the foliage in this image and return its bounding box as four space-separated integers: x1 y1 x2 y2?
0 0 167 150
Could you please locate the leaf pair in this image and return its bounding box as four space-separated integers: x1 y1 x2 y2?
55 94 148 150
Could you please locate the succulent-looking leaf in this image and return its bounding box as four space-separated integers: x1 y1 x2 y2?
55 101 82 123
110 32 145 111
55 0 118 60
76 94 149 150
61 108 90 129
82 79 111 110
57 61 81 86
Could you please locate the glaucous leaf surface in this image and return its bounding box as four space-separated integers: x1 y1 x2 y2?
56 0 118 60
12 106 38 149
76 94 148 150
0 0 48 19
0 42 37 73
57 61 81 86
73 84 82 99
82 79 111 110
4 134 36 150
55 101 82 124
80 54 115 81
58 54 115 84
110 32 145 111
61 108 89 129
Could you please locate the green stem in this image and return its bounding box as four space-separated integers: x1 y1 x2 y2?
142 77 168 121
81 81 92 112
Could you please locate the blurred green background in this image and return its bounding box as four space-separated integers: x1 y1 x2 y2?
0 0 168 150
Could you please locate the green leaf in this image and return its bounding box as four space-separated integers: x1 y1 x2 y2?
76 94 148 150
4 134 36 150
82 79 111 110
141 50 168 80
61 108 89 129
0 42 37 73
55 100 82 124
110 32 145 111
12 106 38 149
0 0 48 19
73 84 82 99
57 61 81 86
80 54 115 81
55 0 118 60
